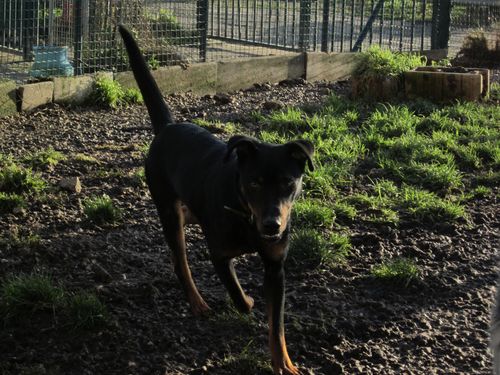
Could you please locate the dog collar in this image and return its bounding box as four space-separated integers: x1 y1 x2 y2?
223 205 254 223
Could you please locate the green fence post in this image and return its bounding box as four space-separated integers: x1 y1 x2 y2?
431 0 451 50
299 0 312 50
197 0 209 62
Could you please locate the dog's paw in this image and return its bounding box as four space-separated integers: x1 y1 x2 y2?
273 363 301 375
190 298 212 316
234 295 254 314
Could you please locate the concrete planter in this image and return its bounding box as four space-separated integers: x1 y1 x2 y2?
404 67 490 102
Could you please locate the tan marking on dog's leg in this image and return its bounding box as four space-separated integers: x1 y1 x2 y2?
267 305 300 375
170 201 209 315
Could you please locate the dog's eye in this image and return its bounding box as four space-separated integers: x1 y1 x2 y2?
249 181 261 189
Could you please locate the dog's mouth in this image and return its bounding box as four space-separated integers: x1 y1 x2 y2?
260 233 282 243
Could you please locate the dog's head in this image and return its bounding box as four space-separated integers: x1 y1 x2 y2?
224 135 314 243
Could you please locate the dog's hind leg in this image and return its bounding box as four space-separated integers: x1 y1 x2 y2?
148 178 210 316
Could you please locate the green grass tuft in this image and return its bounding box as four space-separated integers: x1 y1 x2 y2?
292 199 335 228
23 147 66 170
401 186 465 222
83 194 122 225
0 163 46 194
372 257 419 286
66 293 108 330
93 77 143 108
1 274 64 321
289 229 350 267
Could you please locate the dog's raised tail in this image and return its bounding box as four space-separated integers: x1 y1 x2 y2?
118 25 174 134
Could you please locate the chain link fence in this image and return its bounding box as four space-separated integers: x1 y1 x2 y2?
0 0 497 83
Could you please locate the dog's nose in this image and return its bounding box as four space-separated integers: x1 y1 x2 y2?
262 217 282 234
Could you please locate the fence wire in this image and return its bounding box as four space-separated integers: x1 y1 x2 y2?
0 0 498 83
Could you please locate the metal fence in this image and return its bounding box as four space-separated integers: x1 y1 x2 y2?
0 0 498 83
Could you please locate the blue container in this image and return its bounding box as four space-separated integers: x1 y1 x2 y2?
30 46 74 78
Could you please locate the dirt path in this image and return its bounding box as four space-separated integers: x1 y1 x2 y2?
0 80 498 374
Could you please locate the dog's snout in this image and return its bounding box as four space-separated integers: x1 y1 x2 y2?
262 217 282 234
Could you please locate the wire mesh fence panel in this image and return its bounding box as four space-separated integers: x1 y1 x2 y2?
0 0 204 82
449 0 499 62
0 0 497 83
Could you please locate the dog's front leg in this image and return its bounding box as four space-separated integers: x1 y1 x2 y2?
264 260 300 375
212 258 254 313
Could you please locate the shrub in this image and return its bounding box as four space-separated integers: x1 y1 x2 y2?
353 46 425 78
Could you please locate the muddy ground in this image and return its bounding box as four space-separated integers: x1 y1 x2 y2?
0 79 499 374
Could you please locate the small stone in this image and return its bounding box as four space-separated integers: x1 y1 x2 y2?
59 176 82 193
12 206 26 215
213 93 233 105
263 100 283 110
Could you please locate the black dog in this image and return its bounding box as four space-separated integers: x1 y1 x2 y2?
119 25 314 375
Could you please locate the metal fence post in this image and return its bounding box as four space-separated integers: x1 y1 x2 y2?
197 0 209 62
299 0 312 50
431 0 451 50
74 0 83 75
321 0 330 52
23 0 36 61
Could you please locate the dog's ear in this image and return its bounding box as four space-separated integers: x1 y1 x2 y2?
286 140 315 171
224 135 258 163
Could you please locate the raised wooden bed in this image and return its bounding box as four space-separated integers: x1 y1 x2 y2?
351 75 402 101
404 67 490 102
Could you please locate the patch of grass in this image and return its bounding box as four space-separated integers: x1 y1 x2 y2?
463 185 492 200
0 192 26 214
66 293 108 330
289 229 350 267
474 170 500 186
0 163 46 194
23 147 66 170
123 88 144 105
213 299 257 328
332 201 357 222
130 167 146 187
490 82 500 101
83 194 122 225
266 107 308 134
353 46 425 78
292 199 335 228
323 94 359 116
401 186 465 223
221 341 272 375
73 153 100 165
0 230 41 250
364 105 420 140
1 274 64 321
371 257 419 286
193 119 240 135
93 77 143 108
302 166 337 198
